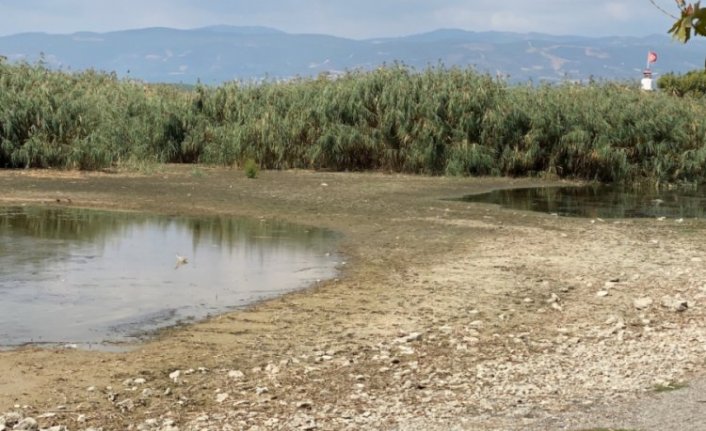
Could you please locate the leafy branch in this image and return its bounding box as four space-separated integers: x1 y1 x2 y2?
666 0 706 42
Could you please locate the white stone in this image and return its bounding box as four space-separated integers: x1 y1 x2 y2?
227 370 245 380
169 370 181 382
13 417 38 431
634 297 653 310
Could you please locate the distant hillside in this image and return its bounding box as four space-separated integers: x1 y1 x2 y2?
1 26 705 84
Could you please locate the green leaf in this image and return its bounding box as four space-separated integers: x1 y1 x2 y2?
669 17 693 42
692 4 706 36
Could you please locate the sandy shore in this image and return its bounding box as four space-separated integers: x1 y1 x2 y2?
1 166 705 430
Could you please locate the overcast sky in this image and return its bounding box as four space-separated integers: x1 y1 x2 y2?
0 0 681 39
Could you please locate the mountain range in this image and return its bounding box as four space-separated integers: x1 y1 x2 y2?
1 25 705 84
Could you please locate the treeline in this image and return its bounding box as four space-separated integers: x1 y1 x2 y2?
2 60 706 183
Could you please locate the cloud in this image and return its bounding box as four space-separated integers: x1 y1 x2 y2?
0 0 679 38
604 2 631 21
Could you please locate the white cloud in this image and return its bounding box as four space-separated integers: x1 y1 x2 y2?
604 2 631 21
0 0 679 38
489 12 535 33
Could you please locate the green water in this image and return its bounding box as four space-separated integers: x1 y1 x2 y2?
0 206 339 348
459 185 706 219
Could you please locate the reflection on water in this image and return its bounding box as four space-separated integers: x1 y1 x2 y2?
0 206 339 348
459 185 706 219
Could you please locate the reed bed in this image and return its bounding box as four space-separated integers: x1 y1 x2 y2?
2 60 706 184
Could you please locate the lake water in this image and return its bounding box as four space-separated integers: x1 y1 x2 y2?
0 206 339 349
459 184 706 219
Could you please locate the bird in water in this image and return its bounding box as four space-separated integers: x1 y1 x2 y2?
175 254 188 269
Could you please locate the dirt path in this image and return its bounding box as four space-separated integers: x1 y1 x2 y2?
0 166 704 430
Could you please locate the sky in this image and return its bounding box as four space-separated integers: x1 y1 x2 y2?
0 0 681 39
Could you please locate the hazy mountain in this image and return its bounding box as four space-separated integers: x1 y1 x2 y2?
1 25 705 84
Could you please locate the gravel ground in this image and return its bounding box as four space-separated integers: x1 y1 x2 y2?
0 166 705 430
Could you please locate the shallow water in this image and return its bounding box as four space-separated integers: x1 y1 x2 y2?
0 206 339 348
459 185 706 219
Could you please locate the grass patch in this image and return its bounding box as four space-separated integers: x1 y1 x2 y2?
116 158 162 175
190 166 206 178
243 159 259 179
653 381 689 392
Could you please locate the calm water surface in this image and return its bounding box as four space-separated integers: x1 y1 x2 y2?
459 185 706 219
0 206 339 348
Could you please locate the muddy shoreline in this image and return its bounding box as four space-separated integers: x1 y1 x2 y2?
1 166 705 430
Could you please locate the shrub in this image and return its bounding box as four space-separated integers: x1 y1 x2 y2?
243 159 259 179
658 70 706 97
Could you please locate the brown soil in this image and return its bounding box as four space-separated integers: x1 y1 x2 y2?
1 165 704 430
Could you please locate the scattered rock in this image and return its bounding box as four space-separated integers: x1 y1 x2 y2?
227 370 245 380
215 393 229 403
115 398 135 412
13 417 38 431
289 412 316 430
297 400 313 409
2 412 22 428
402 332 423 343
661 296 689 312
596 290 610 297
398 345 415 355
169 370 181 383
634 297 653 310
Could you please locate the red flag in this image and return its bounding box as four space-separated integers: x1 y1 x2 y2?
648 51 658 64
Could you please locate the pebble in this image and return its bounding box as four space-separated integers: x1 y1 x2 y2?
169 370 181 382
13 418 38 431
402 332 423 343
227 370 245 380
662 296 689 312
634 297 653 310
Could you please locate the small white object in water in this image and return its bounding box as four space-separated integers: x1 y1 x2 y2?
175 254 188 269
657 216 666 221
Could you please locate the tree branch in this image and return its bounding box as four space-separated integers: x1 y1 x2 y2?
649 0 680 19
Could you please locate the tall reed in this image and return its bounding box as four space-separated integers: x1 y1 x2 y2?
2 60 706 184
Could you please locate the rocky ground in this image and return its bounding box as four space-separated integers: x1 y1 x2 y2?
1 166 705 430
